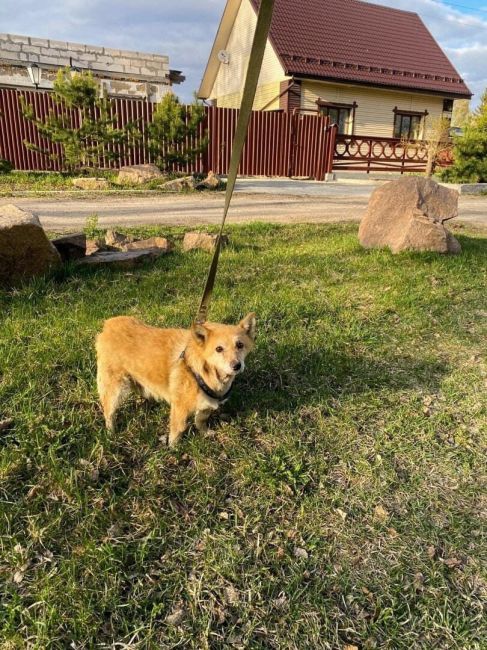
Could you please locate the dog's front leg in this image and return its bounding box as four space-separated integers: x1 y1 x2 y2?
195 409 213 435
168 403 190 448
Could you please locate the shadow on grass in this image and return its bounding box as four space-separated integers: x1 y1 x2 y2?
228 342 449 416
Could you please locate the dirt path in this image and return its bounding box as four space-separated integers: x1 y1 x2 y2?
1 189 485 231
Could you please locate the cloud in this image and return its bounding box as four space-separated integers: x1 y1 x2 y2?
0 0 484 105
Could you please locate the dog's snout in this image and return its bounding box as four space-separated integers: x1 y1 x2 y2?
232 361 242 372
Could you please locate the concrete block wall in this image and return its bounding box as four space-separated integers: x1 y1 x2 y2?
0 33 173 101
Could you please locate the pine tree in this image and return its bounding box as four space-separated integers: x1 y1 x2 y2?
21 68 139 172
146 93 207 172
441 90 487 183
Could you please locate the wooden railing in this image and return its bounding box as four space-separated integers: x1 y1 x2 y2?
333 134 453 174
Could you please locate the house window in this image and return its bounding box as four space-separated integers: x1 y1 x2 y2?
317 101 356 134
393 109 427 140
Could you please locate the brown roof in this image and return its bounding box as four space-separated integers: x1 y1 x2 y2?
250 0 472 98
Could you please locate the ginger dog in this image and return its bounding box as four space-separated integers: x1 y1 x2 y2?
96 313 256 447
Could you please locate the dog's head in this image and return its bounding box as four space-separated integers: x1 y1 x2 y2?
191 313 256 382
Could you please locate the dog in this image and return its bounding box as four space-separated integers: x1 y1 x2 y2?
96 313 256 447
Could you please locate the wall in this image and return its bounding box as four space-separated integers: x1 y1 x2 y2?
209 0 288 109
301 79 446 138
0 33 173 102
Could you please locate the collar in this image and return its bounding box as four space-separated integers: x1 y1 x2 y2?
180 350 233 403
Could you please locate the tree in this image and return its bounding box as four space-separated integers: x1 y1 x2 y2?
424 116 452 178
146 93 207 172
440 89 487 183
21 68 138 172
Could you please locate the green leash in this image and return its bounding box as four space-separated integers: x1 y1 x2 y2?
195 0 275 324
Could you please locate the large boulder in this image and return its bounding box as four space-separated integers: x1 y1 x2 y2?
359 177 461 254
0 204 61 287
116 164 163 185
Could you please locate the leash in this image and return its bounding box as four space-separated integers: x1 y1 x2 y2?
195 0 275 324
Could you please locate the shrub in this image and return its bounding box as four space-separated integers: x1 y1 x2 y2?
20 68 140 172
0 158 13 174
440 89 487 183
146 93 207 172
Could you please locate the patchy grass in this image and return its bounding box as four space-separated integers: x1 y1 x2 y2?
0 223 486 649
0 171 219 197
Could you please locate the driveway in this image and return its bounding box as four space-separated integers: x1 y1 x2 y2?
1 178 485 231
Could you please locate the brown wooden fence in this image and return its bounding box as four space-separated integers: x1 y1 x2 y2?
333 134 453 174
0 88 337 179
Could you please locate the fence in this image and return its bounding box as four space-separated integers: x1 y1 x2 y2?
0 88 337 179
333 134 453 174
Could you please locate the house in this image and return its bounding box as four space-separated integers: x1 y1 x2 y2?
0 33 184 102
198 0 472 140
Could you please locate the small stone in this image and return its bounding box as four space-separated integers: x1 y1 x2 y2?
165 607 185 626
117 164 163 185
183 232 229 253
294 547 309 560
196 171 222 190
224 584 239 605
161 176 196 191
77 249 163 269
123 237 173 253
374 505 389 521
71 177 109 190
52 232 87 261
13 570 24 584
335 508 347 521
105 229 129 247
0 418 13 432
343 645 359 650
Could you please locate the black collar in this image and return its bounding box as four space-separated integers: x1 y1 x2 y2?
180 350 233 403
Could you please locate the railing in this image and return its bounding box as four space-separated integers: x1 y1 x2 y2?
333 134 453 174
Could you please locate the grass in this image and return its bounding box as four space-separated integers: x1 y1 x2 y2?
0 171 218 197
1 222 486 649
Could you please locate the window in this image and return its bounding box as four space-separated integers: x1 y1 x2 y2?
317 101 356 134
443 98 454 113
393 111 425 140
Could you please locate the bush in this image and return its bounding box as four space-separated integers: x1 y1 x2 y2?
0 158 13 174
441 89 487 183
20 68 139 172
146 93 207 172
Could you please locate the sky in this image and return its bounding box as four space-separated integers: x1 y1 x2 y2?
0 0 485 106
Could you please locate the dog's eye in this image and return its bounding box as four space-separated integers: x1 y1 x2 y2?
215 346 224 353
236 341 244 349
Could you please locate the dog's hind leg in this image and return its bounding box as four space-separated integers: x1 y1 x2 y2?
97 364 130 431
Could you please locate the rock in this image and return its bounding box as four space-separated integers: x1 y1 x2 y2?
77 249 163 269
0 204 61 287
161 176 196 191
52 232 86 261
294 547 309 560
86 238 107 256
358 177 461 254
196 171 222 190
71 177 109 190
117 164 163 185
182 232 229 253
105 229 129 247
123 237 173 253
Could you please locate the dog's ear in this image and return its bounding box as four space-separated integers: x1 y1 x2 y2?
191 322 208 345
239 312 256 340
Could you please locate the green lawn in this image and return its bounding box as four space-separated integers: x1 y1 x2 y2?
1 223 486 649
